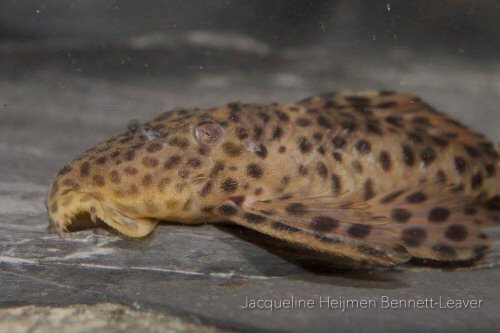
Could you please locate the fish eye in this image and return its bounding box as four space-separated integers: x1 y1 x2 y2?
195 121 224 145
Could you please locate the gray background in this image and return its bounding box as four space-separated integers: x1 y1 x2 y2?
0 1 499 332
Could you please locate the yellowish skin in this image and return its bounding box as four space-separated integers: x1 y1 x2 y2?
46 91 499 266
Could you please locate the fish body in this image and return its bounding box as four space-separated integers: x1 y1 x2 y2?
47 91 499 265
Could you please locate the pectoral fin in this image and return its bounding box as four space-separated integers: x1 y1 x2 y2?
99 205 158 238
216 196 410 266
216 181 492 265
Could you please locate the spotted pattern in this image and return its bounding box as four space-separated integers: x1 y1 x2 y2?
48 91 498 266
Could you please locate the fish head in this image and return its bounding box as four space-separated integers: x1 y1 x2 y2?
46 105 266 237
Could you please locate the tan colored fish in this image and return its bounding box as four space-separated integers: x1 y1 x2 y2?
46 91 499 266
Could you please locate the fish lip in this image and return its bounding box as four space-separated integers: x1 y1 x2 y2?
46 189 101 235
46 187 159 238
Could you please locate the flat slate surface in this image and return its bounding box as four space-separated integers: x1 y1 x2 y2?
0 39 499 333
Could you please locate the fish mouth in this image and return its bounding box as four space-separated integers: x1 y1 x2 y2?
46 187 158 238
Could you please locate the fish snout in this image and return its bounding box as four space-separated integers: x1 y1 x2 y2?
46 157 159 237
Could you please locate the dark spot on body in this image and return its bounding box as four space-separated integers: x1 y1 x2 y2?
363 179 375 200
412 116 431 126
278 146 286 153
256 145 268 159
243 213 267 224
198 146 210 156
347 224 371 238
367 122 383 135
444 131 458 138
271 221 300 232
222 142 243 157
420 147 436 165
436 170 447 184
62 179 79 189
218 204 238 216
385 115 403 127
298 165 308 176
391 208 412 223
285 202 307 215
230 195 245 206
168 137 189 148
317 116 331 128
485 163 495 177
271 126 283 140
378 151 391 171
187 158 202 168
274 110 290 122
332 136 346 149
313 132 323 142
200 181 213 197
406 191 427 204
401 144 415 166
463 205 477 215
346 96 369 107
471 172 483 190
432 136 449 147
164 155 182 169
380 190 405 204
124 166 138 175
355 140 371 154
432 243 457 257
428 207 450 223
296 117 311 127
93 175 105 187
235 127 249 140
96 156 107 165
178 169 190 178
401 227 427 247
57 165 72 176
298 137 312 154
445 224 468 242
352 161 363 173
110 170 121 183
340 120 357 132
210 161 225 177
257 111 270 123
331 174 341 196
221 178 238 193
316 162 328 178
454 156 467 174
142 156 159 168
142 174 153 186
80 162 90 177
464 144 480 158
247 163 263 178
310 216 339 232
146 143 162 153
378 101 397 108
124 150 136 161
253 126 263 140
332 152 342 162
